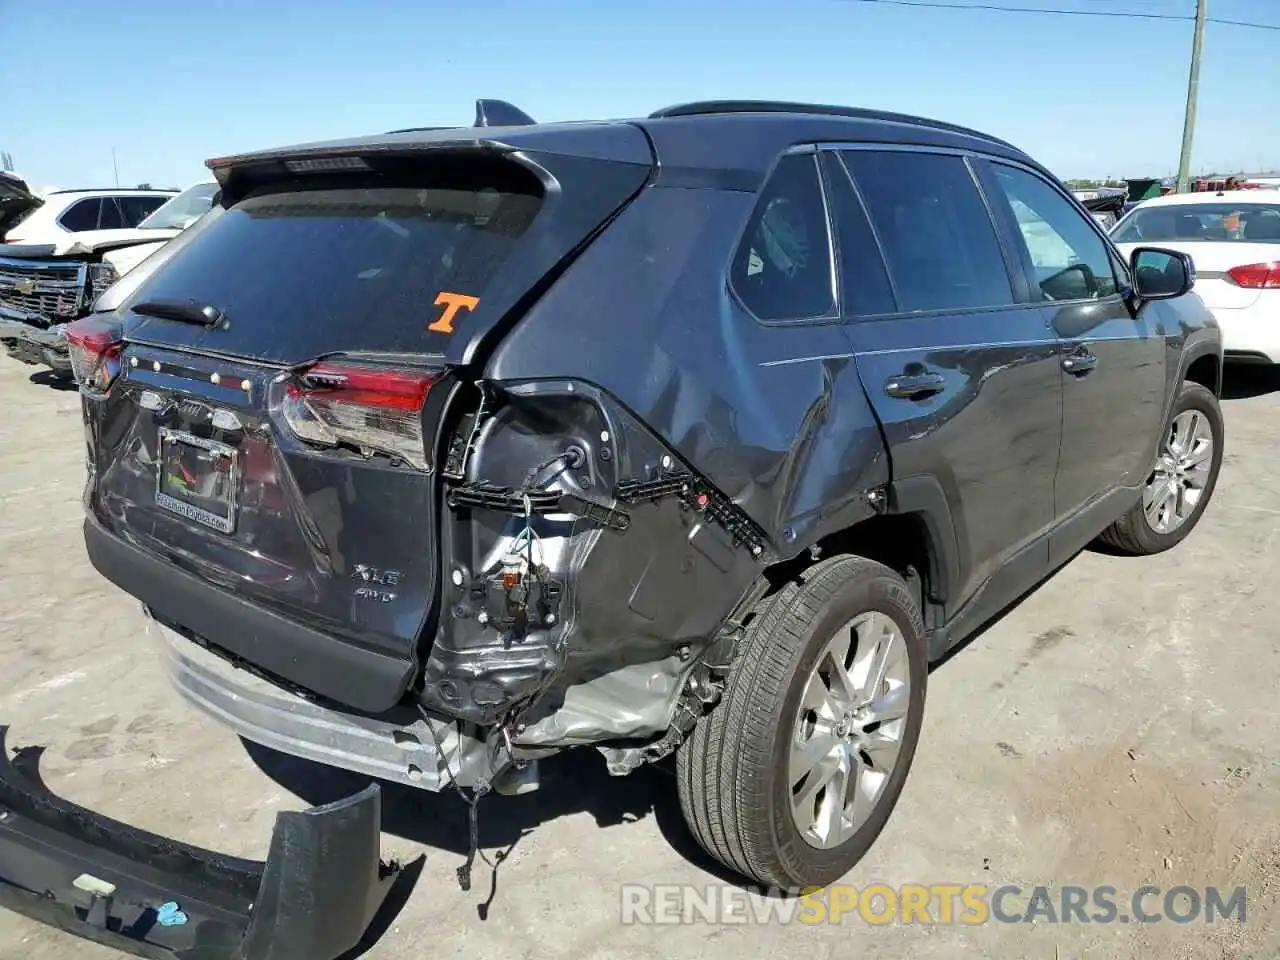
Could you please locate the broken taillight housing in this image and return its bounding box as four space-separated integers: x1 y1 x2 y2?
65 316 124 392
274 361 438 470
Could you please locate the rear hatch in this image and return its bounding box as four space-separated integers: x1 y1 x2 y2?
85 131 653 712
0 171 41 240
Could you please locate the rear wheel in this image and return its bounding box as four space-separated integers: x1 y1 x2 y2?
676 555 927 889
1098 380 1223 555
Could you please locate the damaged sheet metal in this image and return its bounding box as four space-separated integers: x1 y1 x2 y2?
0 726 398 959
423 184 893 758
482 185 893 555
423 379 767 750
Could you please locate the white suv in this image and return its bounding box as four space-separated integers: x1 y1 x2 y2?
2 187 176 248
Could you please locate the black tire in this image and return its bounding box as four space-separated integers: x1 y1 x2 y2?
676 554 927 890
1097 380 1224 556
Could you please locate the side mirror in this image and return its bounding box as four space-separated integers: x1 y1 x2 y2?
1130 246 1195 300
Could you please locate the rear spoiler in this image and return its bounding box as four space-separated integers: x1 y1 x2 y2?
0 726 400 959
212 99 541 178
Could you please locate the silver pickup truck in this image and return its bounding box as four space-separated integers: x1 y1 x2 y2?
0 178 194 378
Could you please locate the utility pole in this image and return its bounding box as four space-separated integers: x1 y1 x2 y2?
112 147 119 187
1176 0 1207 194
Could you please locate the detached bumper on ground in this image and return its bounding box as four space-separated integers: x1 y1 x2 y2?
0 726 398 959
0 317 71 374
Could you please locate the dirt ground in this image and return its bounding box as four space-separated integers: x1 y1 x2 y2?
0 355 1277 960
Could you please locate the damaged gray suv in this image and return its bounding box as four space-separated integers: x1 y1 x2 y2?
0 99 1223 959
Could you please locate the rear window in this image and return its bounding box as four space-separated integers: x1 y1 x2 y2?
1113 203 1280 244
128 167 543 353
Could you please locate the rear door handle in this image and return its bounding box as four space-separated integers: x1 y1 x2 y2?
884 372 946 399
1062 353 1098 375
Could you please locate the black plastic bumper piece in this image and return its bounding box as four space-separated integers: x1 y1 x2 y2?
0 318 72 373
0 726 399 959
83 516 416 714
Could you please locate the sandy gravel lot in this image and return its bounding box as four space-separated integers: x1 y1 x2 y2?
1 356 1277 959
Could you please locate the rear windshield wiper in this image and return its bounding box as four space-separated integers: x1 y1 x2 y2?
131 298 225 327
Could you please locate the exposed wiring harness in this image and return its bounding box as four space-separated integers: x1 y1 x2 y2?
419 708 498 892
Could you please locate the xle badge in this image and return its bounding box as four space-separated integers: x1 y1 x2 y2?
353 564 401 604
427 291 480 334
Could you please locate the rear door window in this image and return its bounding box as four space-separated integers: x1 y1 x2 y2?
819 151 897 318
841 150 1014 313
729 153 836 321
988 163 1119 301
57 198 102 233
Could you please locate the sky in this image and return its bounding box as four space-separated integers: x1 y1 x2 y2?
2 0 1277 192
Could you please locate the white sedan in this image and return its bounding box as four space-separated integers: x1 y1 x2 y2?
1111 190 1280 363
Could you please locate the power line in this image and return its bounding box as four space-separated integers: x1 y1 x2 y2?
1212 16 1280 30
837 0 1191 20
836 0 1280 29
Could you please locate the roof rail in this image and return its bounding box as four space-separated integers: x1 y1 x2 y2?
648 100 1014 149
474 99 536 127
384 126 456 134
46 186 177 195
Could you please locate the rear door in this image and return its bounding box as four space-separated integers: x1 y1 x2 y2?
827 147 1063 620
978 159 1166 562
88 146 652 709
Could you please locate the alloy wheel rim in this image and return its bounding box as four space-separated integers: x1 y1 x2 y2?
1144 409 1214 535
789 611 912 850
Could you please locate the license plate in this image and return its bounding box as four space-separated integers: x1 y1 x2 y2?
155 429 239 534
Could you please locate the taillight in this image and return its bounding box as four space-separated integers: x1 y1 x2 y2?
65 316 124 392
1226 262 1280 289
274 361 437 470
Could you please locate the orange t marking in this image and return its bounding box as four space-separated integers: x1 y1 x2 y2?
427 291 480 334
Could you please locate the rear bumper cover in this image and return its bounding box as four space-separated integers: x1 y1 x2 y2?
0 726 398 959
83 515 416 714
